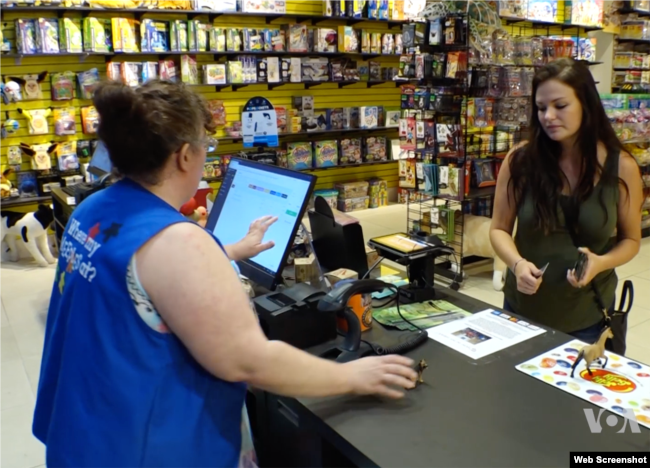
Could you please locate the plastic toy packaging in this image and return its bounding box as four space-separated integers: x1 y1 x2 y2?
83 17 112 53
19 108 51 135
170 20 189 51
181 55 199 84
159 60 178 82
487 66 505 98
520 67 535 96
11 72 48 100
36 18 60 53
493 30 514 65
51 71 75 100
77 68 100 100
122 62 143 87
513 36 532 66
54 107 77 136
57 141 80 171
287 24 308 52
1 117 20 139
207 99 226 126
474 159 496 187
7 146 22 166
226 28 242 52
81 106 100 134
542 38 556 64
506 68 525 97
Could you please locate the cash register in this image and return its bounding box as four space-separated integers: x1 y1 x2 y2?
204 158 428 360
62 140 114 205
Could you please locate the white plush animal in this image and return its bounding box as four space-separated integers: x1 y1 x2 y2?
1 205 56 267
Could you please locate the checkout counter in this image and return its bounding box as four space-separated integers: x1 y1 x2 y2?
51 156 649 465
249 285 649 468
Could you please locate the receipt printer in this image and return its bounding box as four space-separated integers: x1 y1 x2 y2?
253 283 337 350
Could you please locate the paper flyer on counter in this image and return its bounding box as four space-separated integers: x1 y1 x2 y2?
516 341 650 429
426 309 546 359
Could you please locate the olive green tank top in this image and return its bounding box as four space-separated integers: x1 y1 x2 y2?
503 149 619 333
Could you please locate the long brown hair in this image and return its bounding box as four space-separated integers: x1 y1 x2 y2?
508 58 628 234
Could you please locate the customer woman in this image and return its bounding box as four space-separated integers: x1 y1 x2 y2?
490 58 643 352
33 80 417 468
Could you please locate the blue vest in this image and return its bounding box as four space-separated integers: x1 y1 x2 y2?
33 178 247 467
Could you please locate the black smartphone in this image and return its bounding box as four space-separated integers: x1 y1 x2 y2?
574 252 588 281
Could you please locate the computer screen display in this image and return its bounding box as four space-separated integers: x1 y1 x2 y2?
88 141 113 177
205 158 316 290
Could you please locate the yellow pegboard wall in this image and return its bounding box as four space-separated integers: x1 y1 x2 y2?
1 0 402 205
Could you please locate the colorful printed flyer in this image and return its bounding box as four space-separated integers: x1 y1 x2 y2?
516 341 650 429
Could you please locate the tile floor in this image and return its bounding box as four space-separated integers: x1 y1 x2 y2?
2 203 649 468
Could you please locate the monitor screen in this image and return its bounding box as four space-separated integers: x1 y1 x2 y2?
205 158 316 290
88 140 113 177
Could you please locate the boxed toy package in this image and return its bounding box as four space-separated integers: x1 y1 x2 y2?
170 20 189 51
188 20 209 51
241 0 286 13
141 19 169 52
83 17 112 53
59 18 83 53
287 142 313 170
363 136 388 162
53 107 76 136
338 196 369 212
36 18 60 53
340 138 362 165
15 19 37 54
311 189 339 211
209 27 226 51
335 181 369 198
368 178 388 208
287 24 309 52
112 18 140 53
527 0 561 22
314 140 339 168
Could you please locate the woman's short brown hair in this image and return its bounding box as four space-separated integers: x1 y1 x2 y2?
92 79 216 185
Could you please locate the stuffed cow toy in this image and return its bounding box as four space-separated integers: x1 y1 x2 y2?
1 204 56 267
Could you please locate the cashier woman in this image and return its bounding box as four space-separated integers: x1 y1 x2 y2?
33 80 418 468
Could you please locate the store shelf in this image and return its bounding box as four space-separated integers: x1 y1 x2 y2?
614 67 650 71
617 38 650 45
618 7 650 18
218 126 398 143
500 16 603 32
302 159 396 173
0 6 411 28
470 60 602 68
1 50 403 62
465 186 496 201
209 80 399 92
1 195 51 208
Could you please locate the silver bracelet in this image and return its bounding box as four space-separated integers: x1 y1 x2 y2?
512 258 525 274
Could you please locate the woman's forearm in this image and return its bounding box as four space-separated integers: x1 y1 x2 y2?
224 242 244 261
490 229 524 271
598 238 641 272
246 340 352 398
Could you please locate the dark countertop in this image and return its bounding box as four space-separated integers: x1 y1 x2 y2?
291 287 650 468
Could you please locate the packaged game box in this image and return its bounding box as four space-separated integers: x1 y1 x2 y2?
363 136 388 162
287 142 313 170
36 18 60 53
368 178 388 208
340 138 362 165
335 181 369 198
59 18 83 53
337 196 369 212
314 140 339 168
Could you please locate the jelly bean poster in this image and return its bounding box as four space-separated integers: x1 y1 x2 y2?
516 341 650 429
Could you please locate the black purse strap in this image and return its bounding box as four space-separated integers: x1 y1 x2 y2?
558 198 633 324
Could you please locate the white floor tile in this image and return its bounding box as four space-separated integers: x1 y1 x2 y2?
627 317 650 350
636 268 650 282
0 404 45 468
1 301 9 328
625 342 650 366
616 252 650 279
22 356 42 396
2 326 22 363
617 275 650 311
1 360 34 411
628 304 650 329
